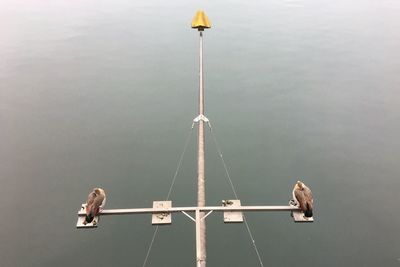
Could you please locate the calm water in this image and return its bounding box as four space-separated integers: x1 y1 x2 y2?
1 0 400 266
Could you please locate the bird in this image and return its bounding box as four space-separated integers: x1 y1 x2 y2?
292 181 313 218
84 188 106 225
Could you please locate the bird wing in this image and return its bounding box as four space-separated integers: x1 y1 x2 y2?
294 189 307 211
86 192 96 214
93 194 105 209
303 186 313 210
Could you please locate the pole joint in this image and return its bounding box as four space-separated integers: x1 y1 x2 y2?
193 114 209 123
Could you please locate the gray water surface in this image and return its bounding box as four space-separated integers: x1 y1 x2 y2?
1 0 400 266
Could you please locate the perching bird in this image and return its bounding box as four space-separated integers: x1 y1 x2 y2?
292 181 313 218
84 188 106 224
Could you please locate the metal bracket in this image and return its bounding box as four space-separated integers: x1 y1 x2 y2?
289 200 314 223
152 201 172 225
181 211 196 222
76 204 100 228
202 210 213 221
223 200 244 223
193 114 209 123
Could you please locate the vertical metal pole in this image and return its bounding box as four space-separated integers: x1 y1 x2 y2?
197 30 206 267
195 209 202 267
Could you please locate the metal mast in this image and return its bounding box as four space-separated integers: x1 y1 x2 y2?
191 10 211 267
77 10 313 267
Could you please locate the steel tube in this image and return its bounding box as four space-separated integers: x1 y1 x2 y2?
78 206 300 216
197 30 206 267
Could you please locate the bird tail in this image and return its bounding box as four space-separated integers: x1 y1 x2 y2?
85 214 94 223
304 209 313 217
304 203 313 218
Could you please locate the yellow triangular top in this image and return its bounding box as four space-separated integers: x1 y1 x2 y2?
191 10 211 30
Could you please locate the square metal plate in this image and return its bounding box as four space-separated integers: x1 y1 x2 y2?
152 201 172 225
76 204 100 228
223 199 243 223
289 201 314 223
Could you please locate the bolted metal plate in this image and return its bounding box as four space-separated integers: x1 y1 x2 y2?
223 199 243 223
76 204 100 228
289 201 314 223
152 201 172 225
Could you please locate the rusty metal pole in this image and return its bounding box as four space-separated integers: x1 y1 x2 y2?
191 11 211 267
196 29 206 267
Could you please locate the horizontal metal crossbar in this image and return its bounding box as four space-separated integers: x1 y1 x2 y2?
77 205 300 216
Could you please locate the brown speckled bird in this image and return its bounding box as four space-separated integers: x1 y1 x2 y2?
292 181 313 218
84 188 106 224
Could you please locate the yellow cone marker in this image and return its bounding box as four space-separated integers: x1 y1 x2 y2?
191 10 211 31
